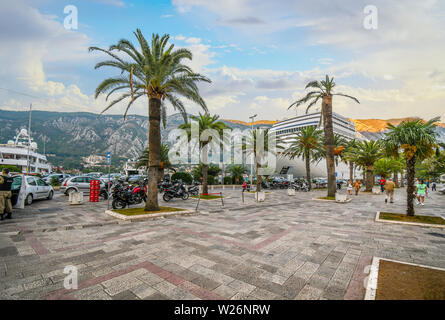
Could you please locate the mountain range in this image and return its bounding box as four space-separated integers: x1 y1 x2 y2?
0 109 444 169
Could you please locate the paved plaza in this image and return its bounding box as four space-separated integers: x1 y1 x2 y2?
0 187 444 300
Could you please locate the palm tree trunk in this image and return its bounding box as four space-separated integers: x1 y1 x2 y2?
202 141 209 194
305 151 311 191
349 162 354 181
158 168 164 182
256 162 262 192
365 165 374 192
322 95 336 197
145 97 161 211
400 172 405 187
406 157 416 216
393 172 399 188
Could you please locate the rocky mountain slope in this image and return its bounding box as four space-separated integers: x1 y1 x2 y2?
0 110 443 169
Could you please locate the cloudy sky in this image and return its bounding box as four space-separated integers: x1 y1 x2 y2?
0 0 444 122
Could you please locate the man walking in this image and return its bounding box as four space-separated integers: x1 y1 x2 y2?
384 177 395 204
0 168 14 220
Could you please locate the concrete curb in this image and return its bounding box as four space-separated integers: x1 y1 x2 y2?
364 256 445 300
375 211 445 229
312 198 352 203
105 208 197 221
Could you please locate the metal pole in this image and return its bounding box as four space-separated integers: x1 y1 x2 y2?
26 103 32 173
249 114 257 195
107 153 111 210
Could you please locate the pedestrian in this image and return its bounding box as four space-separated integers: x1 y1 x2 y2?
0 168 14 220
353 179 361 196
416 179 428 206
347 179 353 196
431 181 436 191
379 176 386 193
384 178 395 204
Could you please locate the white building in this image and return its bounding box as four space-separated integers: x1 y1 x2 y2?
0 129 51 174
269 112 367 178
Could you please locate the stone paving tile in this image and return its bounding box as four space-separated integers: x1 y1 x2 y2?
0 188 444 300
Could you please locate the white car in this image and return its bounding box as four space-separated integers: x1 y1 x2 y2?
11 175 55 206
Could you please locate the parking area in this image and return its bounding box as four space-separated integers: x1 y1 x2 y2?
0 187 444 300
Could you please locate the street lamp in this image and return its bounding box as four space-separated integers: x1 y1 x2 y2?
249 114 257 189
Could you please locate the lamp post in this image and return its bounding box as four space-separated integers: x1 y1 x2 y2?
249 114 257 190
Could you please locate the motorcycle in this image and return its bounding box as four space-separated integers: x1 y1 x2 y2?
111 180 147 209
187 182 199 196
163 181 189 202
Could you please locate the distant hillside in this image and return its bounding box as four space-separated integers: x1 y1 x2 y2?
0 110 253 169
0 110 443 169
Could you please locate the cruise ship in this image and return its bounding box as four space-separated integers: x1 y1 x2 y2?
0 129 51 174
269 112 366 178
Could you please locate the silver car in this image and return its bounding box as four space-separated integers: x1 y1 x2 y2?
11 175 55 206
60 176 108 198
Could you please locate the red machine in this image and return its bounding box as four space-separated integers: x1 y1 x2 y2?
89 179 100 202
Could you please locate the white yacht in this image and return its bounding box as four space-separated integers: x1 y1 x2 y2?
0 129 51 174
269 112 366 178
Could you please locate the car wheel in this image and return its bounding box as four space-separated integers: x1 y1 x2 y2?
47 190 54 200
66 188 76 196
25 194 33 205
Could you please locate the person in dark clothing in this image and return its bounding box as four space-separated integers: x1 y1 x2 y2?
0 168 14 220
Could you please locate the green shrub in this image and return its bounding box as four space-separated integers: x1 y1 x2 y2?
50 176 61 186
207 175 215 185
0 165 21 173
171 172 193 184
224 176 232 185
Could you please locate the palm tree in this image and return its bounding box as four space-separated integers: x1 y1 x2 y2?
289 75 359 197
244 128 283 192
227 165 247 184
346 140 383 192
283 126 323 191
179 113 228 194
89 30 210 211
136 144 172 181
343 139 359 181
384 118 439 216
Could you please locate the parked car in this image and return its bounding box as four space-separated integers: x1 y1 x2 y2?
42 173 71 184
127 175 147 184
60 176 108 198
11 174 54 206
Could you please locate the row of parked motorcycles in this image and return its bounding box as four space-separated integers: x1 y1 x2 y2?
110 178 199 209
260 179 309 192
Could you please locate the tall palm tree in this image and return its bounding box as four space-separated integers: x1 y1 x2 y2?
179 113 228 194
136 144 172 181
384 118 439 216
283 126 323 191
346 140 383 192
244 128 283 192
289 75 359 197
89 30 210 211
